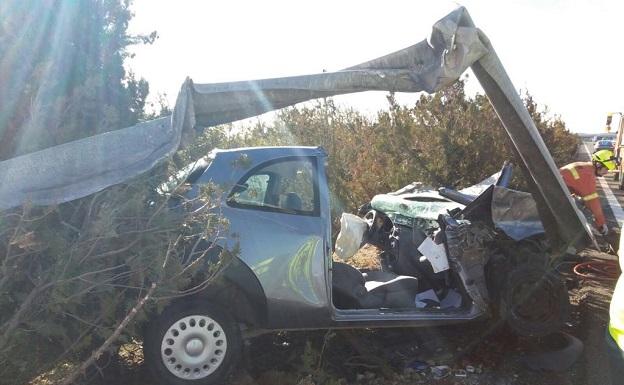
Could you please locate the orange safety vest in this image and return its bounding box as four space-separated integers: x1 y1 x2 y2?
559 162 606 228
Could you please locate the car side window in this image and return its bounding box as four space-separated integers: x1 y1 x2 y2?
228 158 319 216
230 174 270 205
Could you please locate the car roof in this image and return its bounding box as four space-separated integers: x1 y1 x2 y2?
210 146 326 158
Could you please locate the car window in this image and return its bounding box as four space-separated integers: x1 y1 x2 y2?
231 174 270 205
228 158 319 215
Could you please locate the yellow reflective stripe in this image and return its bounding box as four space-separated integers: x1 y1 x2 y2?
562 165 580 180
609 323 624 350
583 192 599 201
610 276 624 350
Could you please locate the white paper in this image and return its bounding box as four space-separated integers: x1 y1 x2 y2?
417 237 449 273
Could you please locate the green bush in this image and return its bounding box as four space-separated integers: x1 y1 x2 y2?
191 79 579 218
0 165 229 385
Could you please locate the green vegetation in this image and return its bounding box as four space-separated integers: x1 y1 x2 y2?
0 2 220 384
0 170 228 385
190 78 580 219
0 0 158 160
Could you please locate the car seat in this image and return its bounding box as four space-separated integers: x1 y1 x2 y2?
284 192 302 211
332 262 419 309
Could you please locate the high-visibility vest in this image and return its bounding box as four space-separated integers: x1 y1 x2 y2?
610 230 624 349
559 162 606 228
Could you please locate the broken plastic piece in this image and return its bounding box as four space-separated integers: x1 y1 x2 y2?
431 365 451 380
405 360 429 373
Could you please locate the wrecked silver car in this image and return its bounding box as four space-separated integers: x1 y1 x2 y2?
140 145 569 384
0 6 594 385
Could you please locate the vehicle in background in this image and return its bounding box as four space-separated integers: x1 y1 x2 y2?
592 134 616 142
605 113 624 189
594 139 615 153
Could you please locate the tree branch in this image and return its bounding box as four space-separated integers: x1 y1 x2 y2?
59 282 157 385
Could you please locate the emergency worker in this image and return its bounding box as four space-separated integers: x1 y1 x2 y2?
607 231 624 381
559 149 618 236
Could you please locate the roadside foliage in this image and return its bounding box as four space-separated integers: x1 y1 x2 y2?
0 1 223 384
190 78 580 222
0 167 231 385
0 0 156 161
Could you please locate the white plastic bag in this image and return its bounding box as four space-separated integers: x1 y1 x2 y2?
334 213 368 260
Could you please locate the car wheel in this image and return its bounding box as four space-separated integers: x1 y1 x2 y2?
144 300 241 385
499 264 569 338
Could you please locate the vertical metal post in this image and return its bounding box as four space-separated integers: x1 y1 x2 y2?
615 113 624 187
469 41 595 251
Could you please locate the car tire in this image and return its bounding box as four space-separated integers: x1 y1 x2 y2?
499 264 569 338
144 300 242 385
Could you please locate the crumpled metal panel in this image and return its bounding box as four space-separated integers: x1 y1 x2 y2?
459 169 503 197
190 7 488 127
460 17 595 249
0 116 171 210
491 186 545 241
0 7 486 211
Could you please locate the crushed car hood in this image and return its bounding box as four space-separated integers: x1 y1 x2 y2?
370 168 504 224
370 167 546 241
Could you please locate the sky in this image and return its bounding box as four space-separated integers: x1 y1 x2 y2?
127 0 624 134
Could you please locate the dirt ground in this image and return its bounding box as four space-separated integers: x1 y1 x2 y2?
94 239 619 385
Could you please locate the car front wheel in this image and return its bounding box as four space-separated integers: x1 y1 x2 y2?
499 264 569 337
144 300 241 385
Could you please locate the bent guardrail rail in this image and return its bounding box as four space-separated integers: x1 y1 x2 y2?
0 6 594 250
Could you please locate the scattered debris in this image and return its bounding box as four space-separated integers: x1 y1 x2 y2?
405 360 429 373
431 365 451 380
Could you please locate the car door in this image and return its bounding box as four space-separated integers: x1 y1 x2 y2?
221 156 330 328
